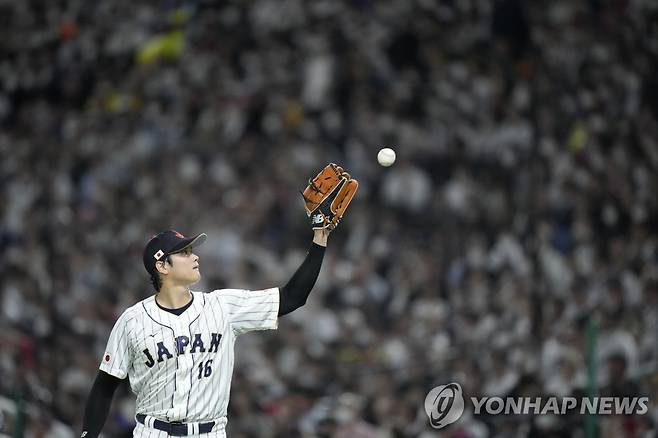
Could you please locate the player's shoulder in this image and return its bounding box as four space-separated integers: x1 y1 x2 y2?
208 287 279 299
117 295 155 320
207 288 245 296
201 288 240 302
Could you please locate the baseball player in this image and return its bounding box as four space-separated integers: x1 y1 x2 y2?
80 164 357 437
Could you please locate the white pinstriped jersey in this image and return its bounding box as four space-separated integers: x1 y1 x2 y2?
99 288 279 426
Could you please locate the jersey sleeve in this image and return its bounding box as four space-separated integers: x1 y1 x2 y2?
99 310 133 379
213 288 280 335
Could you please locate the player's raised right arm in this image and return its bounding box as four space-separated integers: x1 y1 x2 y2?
80 371 122 438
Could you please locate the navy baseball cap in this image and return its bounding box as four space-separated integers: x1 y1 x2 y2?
143 230 207 276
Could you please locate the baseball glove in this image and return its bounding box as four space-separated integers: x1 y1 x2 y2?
302 163 359 230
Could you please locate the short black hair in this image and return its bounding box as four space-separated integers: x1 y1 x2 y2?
150 255 172 291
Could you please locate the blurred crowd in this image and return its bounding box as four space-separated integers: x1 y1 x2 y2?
1 0 657 437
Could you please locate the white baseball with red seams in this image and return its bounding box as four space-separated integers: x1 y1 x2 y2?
100 288 279 437
377 148 396 166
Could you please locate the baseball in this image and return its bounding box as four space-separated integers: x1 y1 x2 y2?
377 148 396 167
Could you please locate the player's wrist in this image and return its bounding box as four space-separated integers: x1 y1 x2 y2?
312 229 328 247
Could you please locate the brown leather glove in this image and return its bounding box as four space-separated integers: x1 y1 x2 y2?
301 163 359 230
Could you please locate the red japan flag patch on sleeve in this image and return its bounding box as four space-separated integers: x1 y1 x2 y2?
105 354 111 362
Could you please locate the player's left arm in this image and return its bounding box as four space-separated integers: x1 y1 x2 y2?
278 228 329 316
278 163 357 316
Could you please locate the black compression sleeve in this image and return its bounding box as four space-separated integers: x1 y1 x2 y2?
278 243 326 316
80 371 122 438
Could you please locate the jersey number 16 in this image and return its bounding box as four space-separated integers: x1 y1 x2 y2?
198 360 213 379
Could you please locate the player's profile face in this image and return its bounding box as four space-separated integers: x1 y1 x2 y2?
167 246 201 285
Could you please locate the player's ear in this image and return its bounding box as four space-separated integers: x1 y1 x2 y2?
155 260 169 275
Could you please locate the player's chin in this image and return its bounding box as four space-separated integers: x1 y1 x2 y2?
190 270 201 283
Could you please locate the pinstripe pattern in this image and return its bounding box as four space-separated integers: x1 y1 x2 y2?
101 288 279 435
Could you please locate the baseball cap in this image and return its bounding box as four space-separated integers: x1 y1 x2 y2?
143 230 207 276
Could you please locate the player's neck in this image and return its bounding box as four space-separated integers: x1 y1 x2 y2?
156 284 193 309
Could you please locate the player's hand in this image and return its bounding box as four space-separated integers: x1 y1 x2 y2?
302 163 358 231
313 228 330 247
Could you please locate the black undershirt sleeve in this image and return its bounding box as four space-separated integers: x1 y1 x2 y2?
278 242 326 316
80 370 122 438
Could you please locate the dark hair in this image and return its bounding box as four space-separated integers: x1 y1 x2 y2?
150 255 172 291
